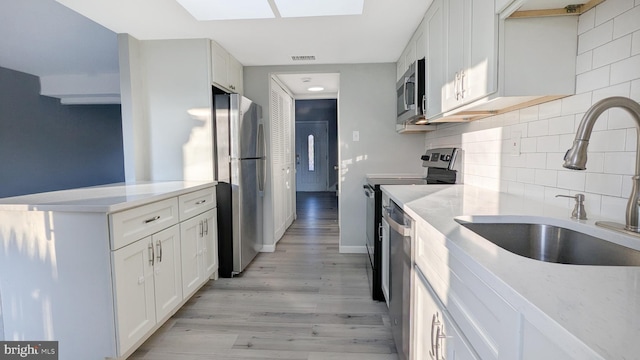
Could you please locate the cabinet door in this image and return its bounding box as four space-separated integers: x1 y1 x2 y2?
112 238 156 354
413 267 480 360
180 215 205 298
152 225 182 321
202 209 218 277
425 0 445 118
464 0 497 104
228 56 243 94
381 217 390 307
442 0 466 112
211 41 229 90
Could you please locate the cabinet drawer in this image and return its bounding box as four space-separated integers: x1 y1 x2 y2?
110 198 179 250
414 219 520 360
178 187 216 221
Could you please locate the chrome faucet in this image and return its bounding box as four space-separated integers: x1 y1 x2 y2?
563 96 640 235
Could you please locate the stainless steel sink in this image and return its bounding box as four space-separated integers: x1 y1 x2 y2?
455 220 640 266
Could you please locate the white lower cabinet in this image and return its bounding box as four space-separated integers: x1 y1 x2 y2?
180 208 217 298
112 225 182 354
413 267 479 360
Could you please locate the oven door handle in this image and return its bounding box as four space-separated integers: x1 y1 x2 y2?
382 208 411 237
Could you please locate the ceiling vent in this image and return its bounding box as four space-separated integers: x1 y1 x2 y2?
291 55 316 61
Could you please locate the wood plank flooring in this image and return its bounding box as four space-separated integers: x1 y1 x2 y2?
130 192 397 360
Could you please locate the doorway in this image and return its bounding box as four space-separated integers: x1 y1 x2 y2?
295 121 328 192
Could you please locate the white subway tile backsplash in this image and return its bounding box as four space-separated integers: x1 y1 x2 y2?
593 35 632 68
526 153 548 169
633 31 640 55
561 93 593 115
588 129 627 151
519 105 539 123
520 137 537 153
611 54 640 84
534 169 558 187
612 5 640 38
557 170 587 191
595 0 635 26
583 193 603 217
501 167 519 181
608 107 638 128
537 135 561 152
576 65 611 93
603 152 636 174
548 115 576 135
586 173 623 196
538 100 562 120
592 82 631 103
517 168 536 183
585 152 606 172
578 8 596 35
578 20 614 54
523 183 546 201
601 195 627 220
528 119 549 137
625 128 638 151
576 51 594 75
622 173 633 197
547 152 569 171
506 181 525 196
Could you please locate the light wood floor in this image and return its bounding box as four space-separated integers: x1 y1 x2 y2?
130 192 398 360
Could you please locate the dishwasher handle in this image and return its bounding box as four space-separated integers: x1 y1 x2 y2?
383 206 411 237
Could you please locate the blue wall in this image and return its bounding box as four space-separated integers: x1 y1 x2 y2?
0 67 125 198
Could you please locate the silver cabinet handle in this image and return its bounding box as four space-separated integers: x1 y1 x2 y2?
144 215 161 224
148 242 155 266
199 220 204 237
430 314 438 358
422 94 427 116
460 70 466 100
204 219 209 236
195 199 206 205
435 326 446 360
156 240 162 263
454 72 460 100
378 223 383 242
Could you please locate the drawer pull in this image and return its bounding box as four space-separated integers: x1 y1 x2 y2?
195 199 207 205
144 215 161 224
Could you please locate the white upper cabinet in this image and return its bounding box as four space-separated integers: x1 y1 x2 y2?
211 40 243 94
405 0 577 123
442 0 497 113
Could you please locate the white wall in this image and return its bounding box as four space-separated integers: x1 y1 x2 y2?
424 0 640 223
119 36 214 182
244 64 426 251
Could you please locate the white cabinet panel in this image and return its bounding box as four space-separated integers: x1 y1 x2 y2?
425 0 445 119
180 209 217 298
112 237 156 353
178 186 216 221
211 40 243 94
442 0 497 113
153 225 183 321
110 197 179 250
413 267 480 360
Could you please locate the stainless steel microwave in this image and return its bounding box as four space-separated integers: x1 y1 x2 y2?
396 58 426 125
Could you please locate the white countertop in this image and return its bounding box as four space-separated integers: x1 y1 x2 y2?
0 181 217 213
382 184 640 360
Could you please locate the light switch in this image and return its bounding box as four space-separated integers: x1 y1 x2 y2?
353 131 360 141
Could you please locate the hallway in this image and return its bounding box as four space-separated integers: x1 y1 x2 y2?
130 192 397 359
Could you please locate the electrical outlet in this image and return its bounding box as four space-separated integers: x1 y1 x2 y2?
510 131 521 156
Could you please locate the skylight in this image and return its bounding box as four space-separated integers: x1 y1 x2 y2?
176 0 364 21
274 0 364 18
175 0 275 21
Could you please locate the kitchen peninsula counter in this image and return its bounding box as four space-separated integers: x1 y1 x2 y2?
382 184 640 360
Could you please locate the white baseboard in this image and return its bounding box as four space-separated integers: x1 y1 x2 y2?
339 245 367 254
261 244 276 253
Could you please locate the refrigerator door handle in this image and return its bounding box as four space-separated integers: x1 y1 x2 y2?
257 123 266 193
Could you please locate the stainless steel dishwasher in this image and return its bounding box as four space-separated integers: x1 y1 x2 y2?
383 196 413 360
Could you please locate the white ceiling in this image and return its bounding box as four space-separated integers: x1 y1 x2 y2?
54 0 431 66
0 0 430 98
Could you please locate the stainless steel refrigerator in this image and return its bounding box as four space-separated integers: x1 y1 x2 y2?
214 92 266 277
